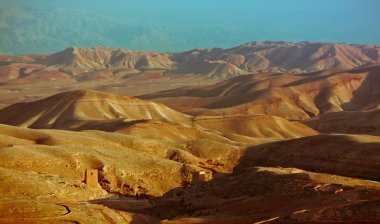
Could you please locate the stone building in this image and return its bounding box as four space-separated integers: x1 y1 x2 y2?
85 169 99 187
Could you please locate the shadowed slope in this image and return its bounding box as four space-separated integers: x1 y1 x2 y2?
149 133 380 223
153 166 380 224
304 108 380 135
238 134 380 181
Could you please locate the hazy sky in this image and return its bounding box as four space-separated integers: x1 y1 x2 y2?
1 0 380 54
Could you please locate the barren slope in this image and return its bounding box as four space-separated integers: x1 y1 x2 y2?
0 89 192 129
0 42 379 108
0 90 318 143
26 42 380 78
194 115 318 139
153 166 380 224
304 108 380 135
1 41 380 223
238 134 380 181
41 46 174 76
0 41 379 91
143 64 380 120
2 123 380 223
150 134 380 223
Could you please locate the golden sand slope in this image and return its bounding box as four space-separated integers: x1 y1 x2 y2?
0 86 378 223
0 90 323 181
0 123 221 196
0 89 192 129
0 89 318 142
0 90 322 175
0 123 178 223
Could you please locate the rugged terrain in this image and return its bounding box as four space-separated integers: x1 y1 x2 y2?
1 42 380 223
1 41 380 106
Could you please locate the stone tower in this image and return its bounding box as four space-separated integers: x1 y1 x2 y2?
85 169 99 187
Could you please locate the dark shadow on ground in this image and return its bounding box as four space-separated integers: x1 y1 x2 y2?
89 134 380 223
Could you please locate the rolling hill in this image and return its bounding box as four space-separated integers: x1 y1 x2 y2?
1 41 380 223
1 41 379 109
143 63 380 121
0 89 192 129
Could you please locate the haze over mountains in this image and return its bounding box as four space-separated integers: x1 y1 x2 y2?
1 41 380 223
2 1 380 54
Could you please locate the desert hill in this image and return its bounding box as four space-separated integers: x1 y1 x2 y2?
172 41 380 76
193 115 318 139
1 123 380 223
143 63 380 120
0 123 202 223
41 46 174 76
238 134 380 181
0 90 322 174
150 134 380 223
0 124 215 196
0 90 317 142
1 41 380 108
40 42 380 77
0 89 321 173
154 166 380 223
304 108 380 135
0 89 192 129
1 41 380 223
1 41 379 83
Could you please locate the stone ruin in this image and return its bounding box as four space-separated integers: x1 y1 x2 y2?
84 169 99 187
192 171 212 182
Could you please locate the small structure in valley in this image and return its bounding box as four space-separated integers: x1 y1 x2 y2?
192 171 211 182
85 169 99 187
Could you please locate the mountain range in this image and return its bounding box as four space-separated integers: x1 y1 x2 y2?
1 41 380 223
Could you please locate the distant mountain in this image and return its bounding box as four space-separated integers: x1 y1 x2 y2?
173 41 380 75
1 41 380 117
2 38 380 222
38 42 380 76
1 42 380 80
